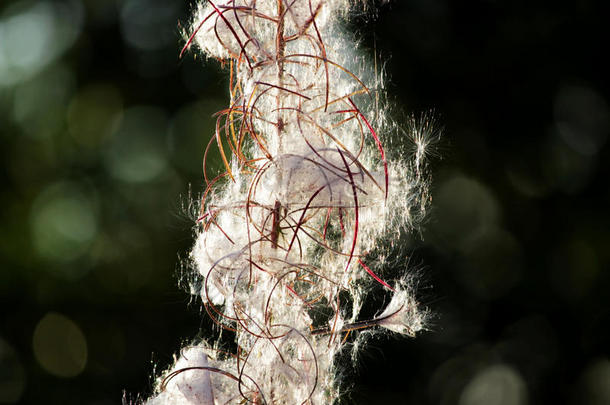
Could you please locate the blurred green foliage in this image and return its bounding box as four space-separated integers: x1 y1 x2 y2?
1 0 609 404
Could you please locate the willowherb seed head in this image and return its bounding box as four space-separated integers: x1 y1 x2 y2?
143 1 434 404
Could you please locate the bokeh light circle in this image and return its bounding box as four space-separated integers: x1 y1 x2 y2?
32 312 88 378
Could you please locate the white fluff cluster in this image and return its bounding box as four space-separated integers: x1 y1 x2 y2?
145 1 431 404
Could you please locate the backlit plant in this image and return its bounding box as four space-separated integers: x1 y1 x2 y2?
142 1 433 403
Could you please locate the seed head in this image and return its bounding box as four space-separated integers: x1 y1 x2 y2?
144 1 434 403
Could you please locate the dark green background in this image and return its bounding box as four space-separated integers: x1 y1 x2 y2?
1 1 608 404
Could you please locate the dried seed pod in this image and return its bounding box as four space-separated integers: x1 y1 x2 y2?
143 1 434 404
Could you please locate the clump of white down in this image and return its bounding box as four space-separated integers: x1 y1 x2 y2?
145 1 431 404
